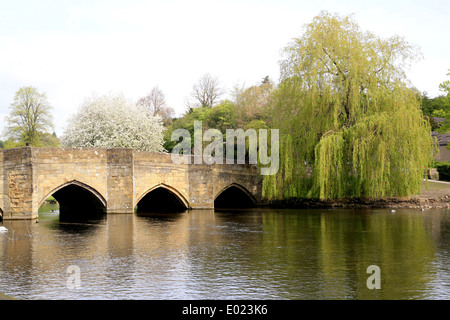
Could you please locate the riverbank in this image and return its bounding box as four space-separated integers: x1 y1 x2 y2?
267 180 450 210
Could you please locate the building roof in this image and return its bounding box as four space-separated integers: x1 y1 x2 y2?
432 131 450 146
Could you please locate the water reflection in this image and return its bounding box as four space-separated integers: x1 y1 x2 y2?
0 208 449 300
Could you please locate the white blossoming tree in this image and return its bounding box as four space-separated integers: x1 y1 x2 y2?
62 93 166 152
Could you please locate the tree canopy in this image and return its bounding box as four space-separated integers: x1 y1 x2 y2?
3 86 56 147
163 76 273 154
263 12 435 200
61 93 165 152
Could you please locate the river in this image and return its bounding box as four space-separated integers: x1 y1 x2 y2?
1 206 449 300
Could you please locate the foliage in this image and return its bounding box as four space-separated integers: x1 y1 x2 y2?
164 106 209 152
2 139 26 149
204 100 238 132
40 132 60 147
4 86 54 146
62 93 165 152
423 71 450 134
234 78 275 125
434 161 450 181
164 100 238 152
2 131 60 149
164 78 275 155
422 93 450 116
264 12 435 200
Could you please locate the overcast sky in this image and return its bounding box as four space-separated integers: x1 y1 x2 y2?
1 0 449 137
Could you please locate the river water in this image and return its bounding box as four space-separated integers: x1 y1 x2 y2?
1 207 449 300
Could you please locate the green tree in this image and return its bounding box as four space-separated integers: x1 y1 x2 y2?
40 132 60 147
4 86 54 146
264 12 435 200
422 71 450 134
421 92 450 116
204 100 238 133
439 69 450 96
164 101 238 152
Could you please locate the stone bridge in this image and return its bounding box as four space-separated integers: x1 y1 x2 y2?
0 147 262 220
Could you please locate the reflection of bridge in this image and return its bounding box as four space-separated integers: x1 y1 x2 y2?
0 147 262 220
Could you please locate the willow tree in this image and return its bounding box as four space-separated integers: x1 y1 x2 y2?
264 12 436 200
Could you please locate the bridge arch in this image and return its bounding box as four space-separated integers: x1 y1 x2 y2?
214 183 256 209
135 183 189 213
40 180 107 221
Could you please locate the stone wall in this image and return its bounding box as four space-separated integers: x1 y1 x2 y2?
133 151 190 208
435 145 450 162
107 149 134 213
1 148 34 220
212 163 262 204
0 147 262 219
187 163 262 208
32 148 108 211
188 164 214 208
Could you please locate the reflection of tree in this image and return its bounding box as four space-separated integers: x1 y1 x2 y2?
239 210 439 299
317 210 437 299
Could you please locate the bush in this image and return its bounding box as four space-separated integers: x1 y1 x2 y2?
434 161 450 181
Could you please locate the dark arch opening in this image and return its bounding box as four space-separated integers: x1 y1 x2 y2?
136 187 188 214
49 184 106 222
214 185 255 209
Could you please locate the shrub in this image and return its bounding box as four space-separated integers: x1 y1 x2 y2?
434 161 450 181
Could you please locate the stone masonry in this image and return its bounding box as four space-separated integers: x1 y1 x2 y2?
0 147 262 220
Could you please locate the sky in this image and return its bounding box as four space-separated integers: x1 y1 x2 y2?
0 0 449 137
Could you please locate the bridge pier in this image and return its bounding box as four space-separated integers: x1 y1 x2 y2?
106 148 134 214
0 147 262 220
0 148 38 220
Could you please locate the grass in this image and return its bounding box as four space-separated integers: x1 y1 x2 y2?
421 180 450 192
